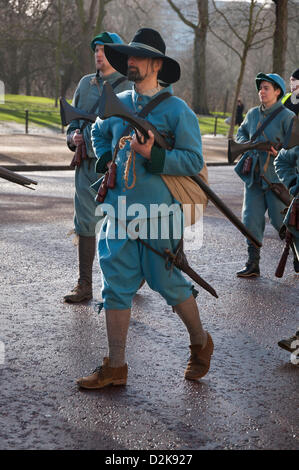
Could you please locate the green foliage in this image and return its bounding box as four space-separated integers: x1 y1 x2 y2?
0 94 64 129
198 114 229 135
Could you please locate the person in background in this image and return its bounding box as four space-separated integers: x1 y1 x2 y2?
234 73 295 278
235 98 244 126
274 146 299 358
64 32 130 303
281 68 299 117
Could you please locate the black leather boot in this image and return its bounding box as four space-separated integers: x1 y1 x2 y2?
64 235 95 302
237 244 260 278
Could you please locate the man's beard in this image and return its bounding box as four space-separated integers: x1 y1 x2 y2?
127 66 144 83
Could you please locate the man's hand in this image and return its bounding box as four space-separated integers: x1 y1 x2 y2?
73 129 84 146
130 130 155 160
270 145 278 157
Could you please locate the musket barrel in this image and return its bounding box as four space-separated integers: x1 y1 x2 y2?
59 97 98 126
0 166 37 189
66 82 262 248
228 139 276 164
191 174 262 248
227 117 299 164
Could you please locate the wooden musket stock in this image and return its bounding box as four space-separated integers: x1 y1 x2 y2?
228 115 299 164
0 166 37 189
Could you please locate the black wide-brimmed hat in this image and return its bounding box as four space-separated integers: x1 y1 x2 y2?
104 28 181 84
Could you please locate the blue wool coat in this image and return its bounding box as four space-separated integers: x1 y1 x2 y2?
90 85 204 310
234 100 295 245
274 147 299 258
91 85 204 220
67 72 130 236
235 101 294 187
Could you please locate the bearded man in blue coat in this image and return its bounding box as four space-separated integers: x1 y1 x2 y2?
76 28 214 390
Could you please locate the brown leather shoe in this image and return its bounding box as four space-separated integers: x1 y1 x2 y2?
64 280 92 303
77 357 128 389
184 333 214 380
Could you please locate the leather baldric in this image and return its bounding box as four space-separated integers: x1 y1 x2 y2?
111 91 172 163
251 105 284 142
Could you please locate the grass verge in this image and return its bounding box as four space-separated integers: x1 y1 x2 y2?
0 94 236 135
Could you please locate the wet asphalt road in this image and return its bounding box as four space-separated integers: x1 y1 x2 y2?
0 167 298 451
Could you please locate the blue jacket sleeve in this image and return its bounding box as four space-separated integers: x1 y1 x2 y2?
275 147 299 196
145 106 204 176
91 118 113 173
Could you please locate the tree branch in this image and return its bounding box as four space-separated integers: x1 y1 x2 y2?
211 0 244 43
165 0 196 30
208 27 242 60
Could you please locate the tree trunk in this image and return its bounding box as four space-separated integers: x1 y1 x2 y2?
228 51 248 139
25 54 32 96
76 0 107 77
272 0 288 77
166 0 209 115
60 64 75 97
192 28 209 115
9 46 20 94
192 0 209 114
54 0 63 107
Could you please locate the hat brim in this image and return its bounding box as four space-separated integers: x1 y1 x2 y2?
104 44 180 84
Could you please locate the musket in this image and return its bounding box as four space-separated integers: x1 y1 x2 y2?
138 237 218 298
275 198 299 277
275 230 293 278
0 166 37 189
59 93 171 150
260 174 292 207
90 81 261 248
189 174 261 247
228 115 299 164
60 97 98 127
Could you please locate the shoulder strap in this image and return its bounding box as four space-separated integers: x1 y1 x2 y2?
112 92 172 162
111 76 127 90
119 92 172 139
251 105 284 142
138 92 172 118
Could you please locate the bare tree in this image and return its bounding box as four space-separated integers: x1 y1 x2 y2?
165 0 209 114
0 0 52 94
74 0 113 76
287 1 299 74
272 0 288 76
210 0 274 138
